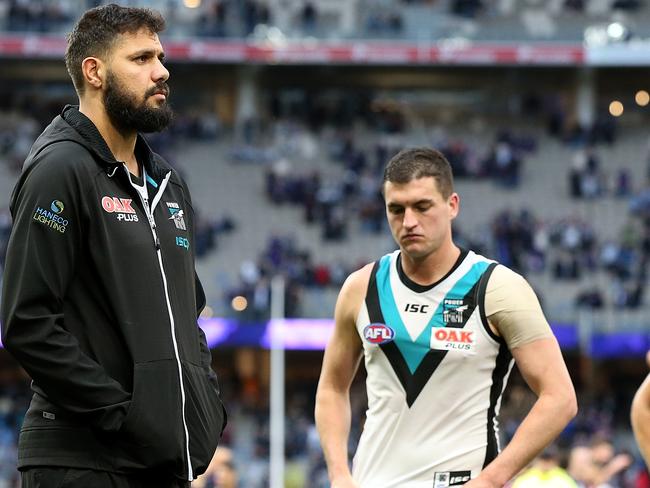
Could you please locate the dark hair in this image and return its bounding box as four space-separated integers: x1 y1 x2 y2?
383 147 454 198
65 4 165 95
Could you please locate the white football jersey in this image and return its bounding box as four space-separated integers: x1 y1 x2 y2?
352 249 515 488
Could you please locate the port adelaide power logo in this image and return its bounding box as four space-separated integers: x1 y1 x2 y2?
442 298 469 324
166 202 186 231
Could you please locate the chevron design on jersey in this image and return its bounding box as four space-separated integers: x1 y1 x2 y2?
366 256 490 407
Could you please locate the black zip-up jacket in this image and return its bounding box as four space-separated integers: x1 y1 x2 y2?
0 105 226 481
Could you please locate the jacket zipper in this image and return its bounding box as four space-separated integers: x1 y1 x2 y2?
130 169 193 480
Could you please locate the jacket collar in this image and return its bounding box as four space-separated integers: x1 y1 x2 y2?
61 105 167 183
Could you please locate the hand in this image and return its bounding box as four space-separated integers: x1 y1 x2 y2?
331 473 360 488
463 474 502 488
605 452 633 477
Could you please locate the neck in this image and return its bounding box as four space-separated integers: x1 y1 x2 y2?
79 99 139 175
400 240 461 286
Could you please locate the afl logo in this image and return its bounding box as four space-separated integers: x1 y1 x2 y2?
51 200 64 214
363 323 395 344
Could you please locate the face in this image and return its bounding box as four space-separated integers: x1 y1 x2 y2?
384 176 459 260
102 28 172 133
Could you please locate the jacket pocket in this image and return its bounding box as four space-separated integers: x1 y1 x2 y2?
118 360 185 468
182 361 226 475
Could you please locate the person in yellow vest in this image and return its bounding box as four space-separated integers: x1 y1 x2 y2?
512 447 577 488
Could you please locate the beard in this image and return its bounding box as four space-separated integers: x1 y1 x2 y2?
103 71 173 134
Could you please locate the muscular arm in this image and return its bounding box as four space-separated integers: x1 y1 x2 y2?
472 338 578 487
468 266 577 487
315 265 369 487
631 351 650 469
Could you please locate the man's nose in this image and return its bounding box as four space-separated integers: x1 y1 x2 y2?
153 59 169 83
403 208 417 229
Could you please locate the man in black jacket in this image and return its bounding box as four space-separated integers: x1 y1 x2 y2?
0 4 226 487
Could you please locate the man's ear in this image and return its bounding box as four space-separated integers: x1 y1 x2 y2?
81 57 104 90
448 192 460 220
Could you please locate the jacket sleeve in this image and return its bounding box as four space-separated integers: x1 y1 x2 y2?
195 260 220 393
0 146 130 432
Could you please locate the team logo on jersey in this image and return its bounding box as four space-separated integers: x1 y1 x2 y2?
433 470 471 487
442 298 469 324
363 323 395 344
430 327 476 354
166 202 186 231
101 196 139 222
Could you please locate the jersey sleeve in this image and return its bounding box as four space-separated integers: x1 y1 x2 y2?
484 265 554 349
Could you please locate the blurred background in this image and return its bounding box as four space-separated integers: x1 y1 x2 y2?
1 0 650 486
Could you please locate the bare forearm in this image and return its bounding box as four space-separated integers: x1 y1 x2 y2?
480 392 577 486
315 388 353 481
632 376 650 467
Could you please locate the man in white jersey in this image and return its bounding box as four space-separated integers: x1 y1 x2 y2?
315 148 577 488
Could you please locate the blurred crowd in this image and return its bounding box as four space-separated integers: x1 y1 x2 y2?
0 0 646 40
220 85 650 318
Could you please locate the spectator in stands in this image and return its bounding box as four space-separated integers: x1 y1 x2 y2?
450 0 484 17
193 446 239 488
301 2 318 33
568 437 633 487
198 0 228 37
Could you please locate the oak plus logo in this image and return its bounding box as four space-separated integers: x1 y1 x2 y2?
430 327 476 354
101 196 138 222
33 199 69 233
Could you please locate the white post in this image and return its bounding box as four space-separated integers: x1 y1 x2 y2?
269 275 286 488
576 67 595 129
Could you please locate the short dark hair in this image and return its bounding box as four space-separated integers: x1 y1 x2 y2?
65 4 165 95
383 147 454 198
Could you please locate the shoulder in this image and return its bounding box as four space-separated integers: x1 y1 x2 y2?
341 262 374 297
335 262 374 320
486 264 532 296
27 140 93 174
16 141 93 200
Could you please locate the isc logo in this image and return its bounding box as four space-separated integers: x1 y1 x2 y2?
404 303 429 313
363 323 395 344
